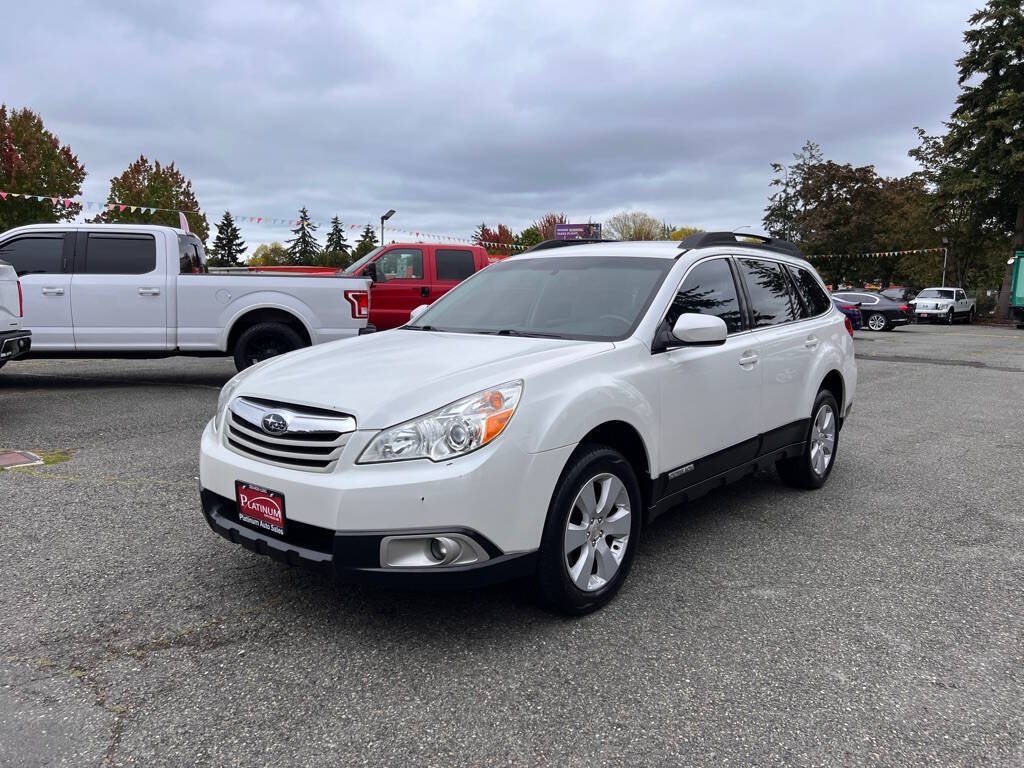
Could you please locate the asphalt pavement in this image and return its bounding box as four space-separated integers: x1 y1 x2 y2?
1 324 1022 767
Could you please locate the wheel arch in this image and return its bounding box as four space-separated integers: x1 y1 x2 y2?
819 369 845 427
576 420 654 512
226 306 312 353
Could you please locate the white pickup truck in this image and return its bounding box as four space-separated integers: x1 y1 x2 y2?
0 224 371 370
910 287 976 324
0 259 32 368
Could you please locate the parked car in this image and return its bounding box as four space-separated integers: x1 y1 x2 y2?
832 297 862 331
831 291 911 331
200 232 856 614
0 259 31 368
340 243 494 329
909 287 976 324
0 224 371 371
880 286 917 303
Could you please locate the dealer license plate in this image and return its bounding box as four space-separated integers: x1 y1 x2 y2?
235 481 286 536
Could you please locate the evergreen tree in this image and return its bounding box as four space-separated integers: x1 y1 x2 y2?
352 224 379 261
208 210 246 267
319 215 351 268
472 222 487 246
286 206 321 265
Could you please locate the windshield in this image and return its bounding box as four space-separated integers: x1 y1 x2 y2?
405 255 673 341
342 247 384 274
917 289 954 299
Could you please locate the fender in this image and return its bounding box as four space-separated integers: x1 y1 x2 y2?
219 296 317 352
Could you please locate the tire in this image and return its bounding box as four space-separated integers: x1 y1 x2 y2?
536 445 642 615
945 308 954 325
776 390 840 490
232 322 306 371
866 312 889 332
967 308 975 324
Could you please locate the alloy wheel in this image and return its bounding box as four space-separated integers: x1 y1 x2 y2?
868 313 886 331
809 404 836 476
564 473 632 592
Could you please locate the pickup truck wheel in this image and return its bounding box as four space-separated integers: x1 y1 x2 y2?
777 390 840 490
233 322 305 371
967 308 975 324
866 312 888 331
536 445 641 615
945 308 955 325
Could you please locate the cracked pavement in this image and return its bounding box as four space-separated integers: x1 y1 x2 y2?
1 326 1022 766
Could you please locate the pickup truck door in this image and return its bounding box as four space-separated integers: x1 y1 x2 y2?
430 247 479 302
71 231 170 350
365 246 428 330
0 232 76 350
955 289 969 315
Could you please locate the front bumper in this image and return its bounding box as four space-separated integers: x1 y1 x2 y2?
0 329 31 361
200 488 537 587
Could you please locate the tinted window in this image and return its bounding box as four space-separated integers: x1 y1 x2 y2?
435 249 476 281
916 289 954 300
666 258 743 333
178 235 206 274
377 248 423 281
84 234 156 274
408 256 672 341
738 259 798 327
787 265 831 317
0 236 65 275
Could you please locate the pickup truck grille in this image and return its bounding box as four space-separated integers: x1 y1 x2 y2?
225 397 356 472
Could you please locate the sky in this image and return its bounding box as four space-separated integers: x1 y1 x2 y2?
1 0 975 248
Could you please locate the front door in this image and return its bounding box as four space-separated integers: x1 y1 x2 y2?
654 257 762 494
0 232 75 350
366 246 428 330
71 231 169 350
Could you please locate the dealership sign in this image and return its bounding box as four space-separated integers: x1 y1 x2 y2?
555 223 602 240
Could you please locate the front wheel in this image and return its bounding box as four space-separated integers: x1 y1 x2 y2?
866 312 888 331
777 390 840 490
232 322 306 371
536 445 641 615
946 308 955 325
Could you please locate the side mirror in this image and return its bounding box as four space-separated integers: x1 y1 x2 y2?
409 304 429 322
671 313 728 345
365 262 379 283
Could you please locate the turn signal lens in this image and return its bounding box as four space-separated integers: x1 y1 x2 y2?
844 316 854 337
358 381 523 463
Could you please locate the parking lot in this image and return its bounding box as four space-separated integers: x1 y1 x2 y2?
1 324 1022 766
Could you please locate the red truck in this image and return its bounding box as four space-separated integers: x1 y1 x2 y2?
343 243 495 330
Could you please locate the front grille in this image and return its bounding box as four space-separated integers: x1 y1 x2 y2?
225 397 355 473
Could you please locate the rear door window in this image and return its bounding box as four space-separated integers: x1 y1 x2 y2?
737 258 798 327
0 235 66 275
666 258 744 333
435 249 476 281
83 234 157 274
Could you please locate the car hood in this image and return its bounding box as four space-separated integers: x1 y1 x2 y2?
235 329 614 429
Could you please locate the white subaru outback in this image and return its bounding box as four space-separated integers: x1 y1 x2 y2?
200 233 856 613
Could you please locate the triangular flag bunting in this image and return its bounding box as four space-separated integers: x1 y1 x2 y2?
0 192 6 200
51 197 59 205
119 204 127 212
257 217 262 224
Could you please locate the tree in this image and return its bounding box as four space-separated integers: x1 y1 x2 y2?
248 242 289 266
319 216 352 268
285 206 321 265
668 226 703 241
604 211 663 240
763 141 824 242
924 0 1024 312
0 105 86 231
91 155 209 241
208 211 246 267
472 222 488 247
476 223 518 256
533 212 568 240
352 224 379 261
518 225 543 249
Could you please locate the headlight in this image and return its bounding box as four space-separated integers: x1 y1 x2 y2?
213 359 274 432
358 381 523 463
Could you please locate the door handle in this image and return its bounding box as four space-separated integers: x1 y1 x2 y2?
420 286 430 298
738 351 759 367
804 335 819 349
41 287 64 296
138 287 161 296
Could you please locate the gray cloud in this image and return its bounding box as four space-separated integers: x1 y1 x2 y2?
2 0 972 245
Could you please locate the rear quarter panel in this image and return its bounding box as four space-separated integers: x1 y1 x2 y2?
0 263 21 332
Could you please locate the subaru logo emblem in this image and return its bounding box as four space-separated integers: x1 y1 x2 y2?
261 413 288 435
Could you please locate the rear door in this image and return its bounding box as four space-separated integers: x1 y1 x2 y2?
431 247 478 302
0 232 75 350
366 246 428 329
71 231 170 350
736 257 817 442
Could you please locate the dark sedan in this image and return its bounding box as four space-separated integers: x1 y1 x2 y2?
832 297 863 330
832 291 912 331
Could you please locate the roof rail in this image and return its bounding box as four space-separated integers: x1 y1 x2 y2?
677 231 802 257
522 238 612 253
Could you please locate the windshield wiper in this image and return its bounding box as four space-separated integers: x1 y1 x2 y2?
481 329 567 339
404 325 444 332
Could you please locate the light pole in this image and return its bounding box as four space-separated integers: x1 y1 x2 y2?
380 209 396 245
941 236 949 287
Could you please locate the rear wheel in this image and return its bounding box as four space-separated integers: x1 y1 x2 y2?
536 445 641 615
777 390 840 490
967 308 975 324
233 322 305 371
866 312 888 331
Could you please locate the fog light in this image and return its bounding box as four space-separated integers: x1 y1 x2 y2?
430 536 462 564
